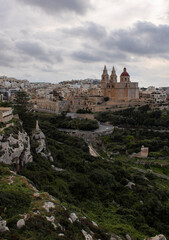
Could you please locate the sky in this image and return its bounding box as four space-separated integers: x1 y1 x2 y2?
0 0 169 87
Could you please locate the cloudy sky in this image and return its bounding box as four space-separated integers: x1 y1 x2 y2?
0 0 169 86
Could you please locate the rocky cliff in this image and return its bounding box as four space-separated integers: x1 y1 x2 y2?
32 120 54 162
0 123 33 170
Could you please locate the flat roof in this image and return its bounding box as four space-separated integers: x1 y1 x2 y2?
0 107 12 113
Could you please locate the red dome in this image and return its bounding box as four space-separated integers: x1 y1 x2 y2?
120 67 130 77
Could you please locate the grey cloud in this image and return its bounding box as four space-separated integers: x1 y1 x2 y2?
64 22 107 40
17 0 91 15
72 51 103 63
16 40 63 63
0 34 16 67
108 22 169 55
71 21 169 63
71 48 128 63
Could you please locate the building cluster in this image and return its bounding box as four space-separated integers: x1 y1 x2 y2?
0 76 29 102
0 67 168 114
140 86 168 104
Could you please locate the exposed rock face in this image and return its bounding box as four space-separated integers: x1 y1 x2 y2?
0 131 33 168
32 129 46 154
32 122 55 164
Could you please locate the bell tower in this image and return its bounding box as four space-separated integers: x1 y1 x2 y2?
109 66 117 86
101 66 109 89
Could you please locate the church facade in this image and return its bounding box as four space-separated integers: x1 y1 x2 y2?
101 66 139 102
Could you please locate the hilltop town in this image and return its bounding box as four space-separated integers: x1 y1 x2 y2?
0 67 168 115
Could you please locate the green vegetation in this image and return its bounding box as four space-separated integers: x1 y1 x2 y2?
76 108 93 114
96 105 169 129
0 102 12 107
13 90 30 115
49 113 99 131
101 128 169 157
18 112 169 239
1 164 109 240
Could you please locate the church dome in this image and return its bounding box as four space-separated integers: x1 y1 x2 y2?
120 67 130 77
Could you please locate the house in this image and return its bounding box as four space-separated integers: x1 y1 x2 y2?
0 107 13 123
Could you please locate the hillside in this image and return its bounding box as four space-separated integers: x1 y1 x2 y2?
21 113 169 239
0 112 169 239
0 164 112 240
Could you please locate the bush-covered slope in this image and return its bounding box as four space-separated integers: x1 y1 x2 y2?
96 106 169 129
0 164 111 240
18 113 169 239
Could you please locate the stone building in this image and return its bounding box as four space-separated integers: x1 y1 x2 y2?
31 99 70 113
0 107 13 123
101 66 139 102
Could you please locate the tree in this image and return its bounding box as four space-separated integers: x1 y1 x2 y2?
104 97 109 102
14 91 30 115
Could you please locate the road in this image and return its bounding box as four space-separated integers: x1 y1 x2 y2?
95 123 114 134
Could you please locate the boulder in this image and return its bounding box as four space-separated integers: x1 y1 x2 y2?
17 219 25 229
126 234 132 240
145 235 167 240
70 213 78 223
0 219 9 232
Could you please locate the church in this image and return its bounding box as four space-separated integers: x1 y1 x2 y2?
101 66 139 102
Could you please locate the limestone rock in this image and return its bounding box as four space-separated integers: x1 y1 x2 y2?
51 165 64 172
46 216 56 229
33 193 41 198
68 218 73 223
58 233 65 237
70 212 78 223
58 223 65 231
126 234 132 240
46 216 55 223
110 234 122 240
43 202 55 212
17 219 25 229
49 156 54 162
92 221 98 228
145 235 166 240
125 182 136 189
0 218 9 232
32 129 46 154
82 229 93 240
0 131 33 168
